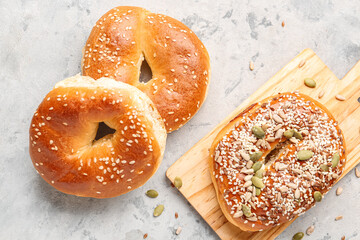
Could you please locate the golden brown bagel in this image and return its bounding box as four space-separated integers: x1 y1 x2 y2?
82 6 211 132
29 75 167 198
209 92 346 231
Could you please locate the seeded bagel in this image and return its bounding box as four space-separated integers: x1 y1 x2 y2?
82 6 211 132
29 75 167 198
209 92 346 231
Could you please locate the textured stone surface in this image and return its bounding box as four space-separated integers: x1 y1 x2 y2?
1 0 360 239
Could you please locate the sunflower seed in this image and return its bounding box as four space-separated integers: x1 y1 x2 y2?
298 59 306 68
335 94 346 101
245 192 252 201
274 124 283 131
273 114 283 123
266 137 276 142
275 129 285 139
287 183 297 189
278 163 288 171
247 216 258 221
336 187 343 196
244 181 252 188
306 225 315 235
240 151 250 161
244 175 253 182
318 90 325 99
241 168 254 174
246 160 253 169
175 226 182 235
289 137 298 144
279 186 288 193
233 211 243 218
292 168 303 175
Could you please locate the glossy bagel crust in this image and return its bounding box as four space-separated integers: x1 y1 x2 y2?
82 6 211 132
29 75 167 198
209 92 346 231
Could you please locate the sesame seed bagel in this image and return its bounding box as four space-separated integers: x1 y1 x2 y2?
209 92 346 231
29 75 167 198
81 6 211 132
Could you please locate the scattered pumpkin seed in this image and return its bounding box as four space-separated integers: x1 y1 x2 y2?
320 164 329 172
284 129 294 139
332 153 340 167
146 189 158 198
242 204 252 217
304 78 316 88
297 150 314 160
153 204 164 217
252 126 265 139
293 130 303 140
250 151 263 161
252 162 263 172
314 191 322 202
255 188 261 196
251 176 265 189
174 177 183 189
292 232 305 240
254 169 264 178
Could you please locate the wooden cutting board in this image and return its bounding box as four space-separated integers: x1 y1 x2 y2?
166 48 360 240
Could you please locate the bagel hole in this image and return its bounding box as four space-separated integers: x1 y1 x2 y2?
264 142 290 167
94 122 116 141
139 58 152 83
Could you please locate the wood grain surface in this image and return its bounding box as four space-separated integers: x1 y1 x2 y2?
166 49 360 240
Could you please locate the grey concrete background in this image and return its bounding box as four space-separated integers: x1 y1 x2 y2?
1 0 359 239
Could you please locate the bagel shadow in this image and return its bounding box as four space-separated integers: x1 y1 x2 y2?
33 174 127 215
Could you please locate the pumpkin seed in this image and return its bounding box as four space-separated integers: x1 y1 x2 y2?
252 162 263 172
320 164 329 172
153 204 164 217
294 130 303 140
254 169 264 178
250 151 263 161
242 204 252 217
174 177 182 189
255 188 261 196
251 176 265 189
304 78 316 88
146 189 158 198
297 150 314 160
314 191 322 202
252 126 265 139
284 129 294 139
332 153 340 167
292 232 305 240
